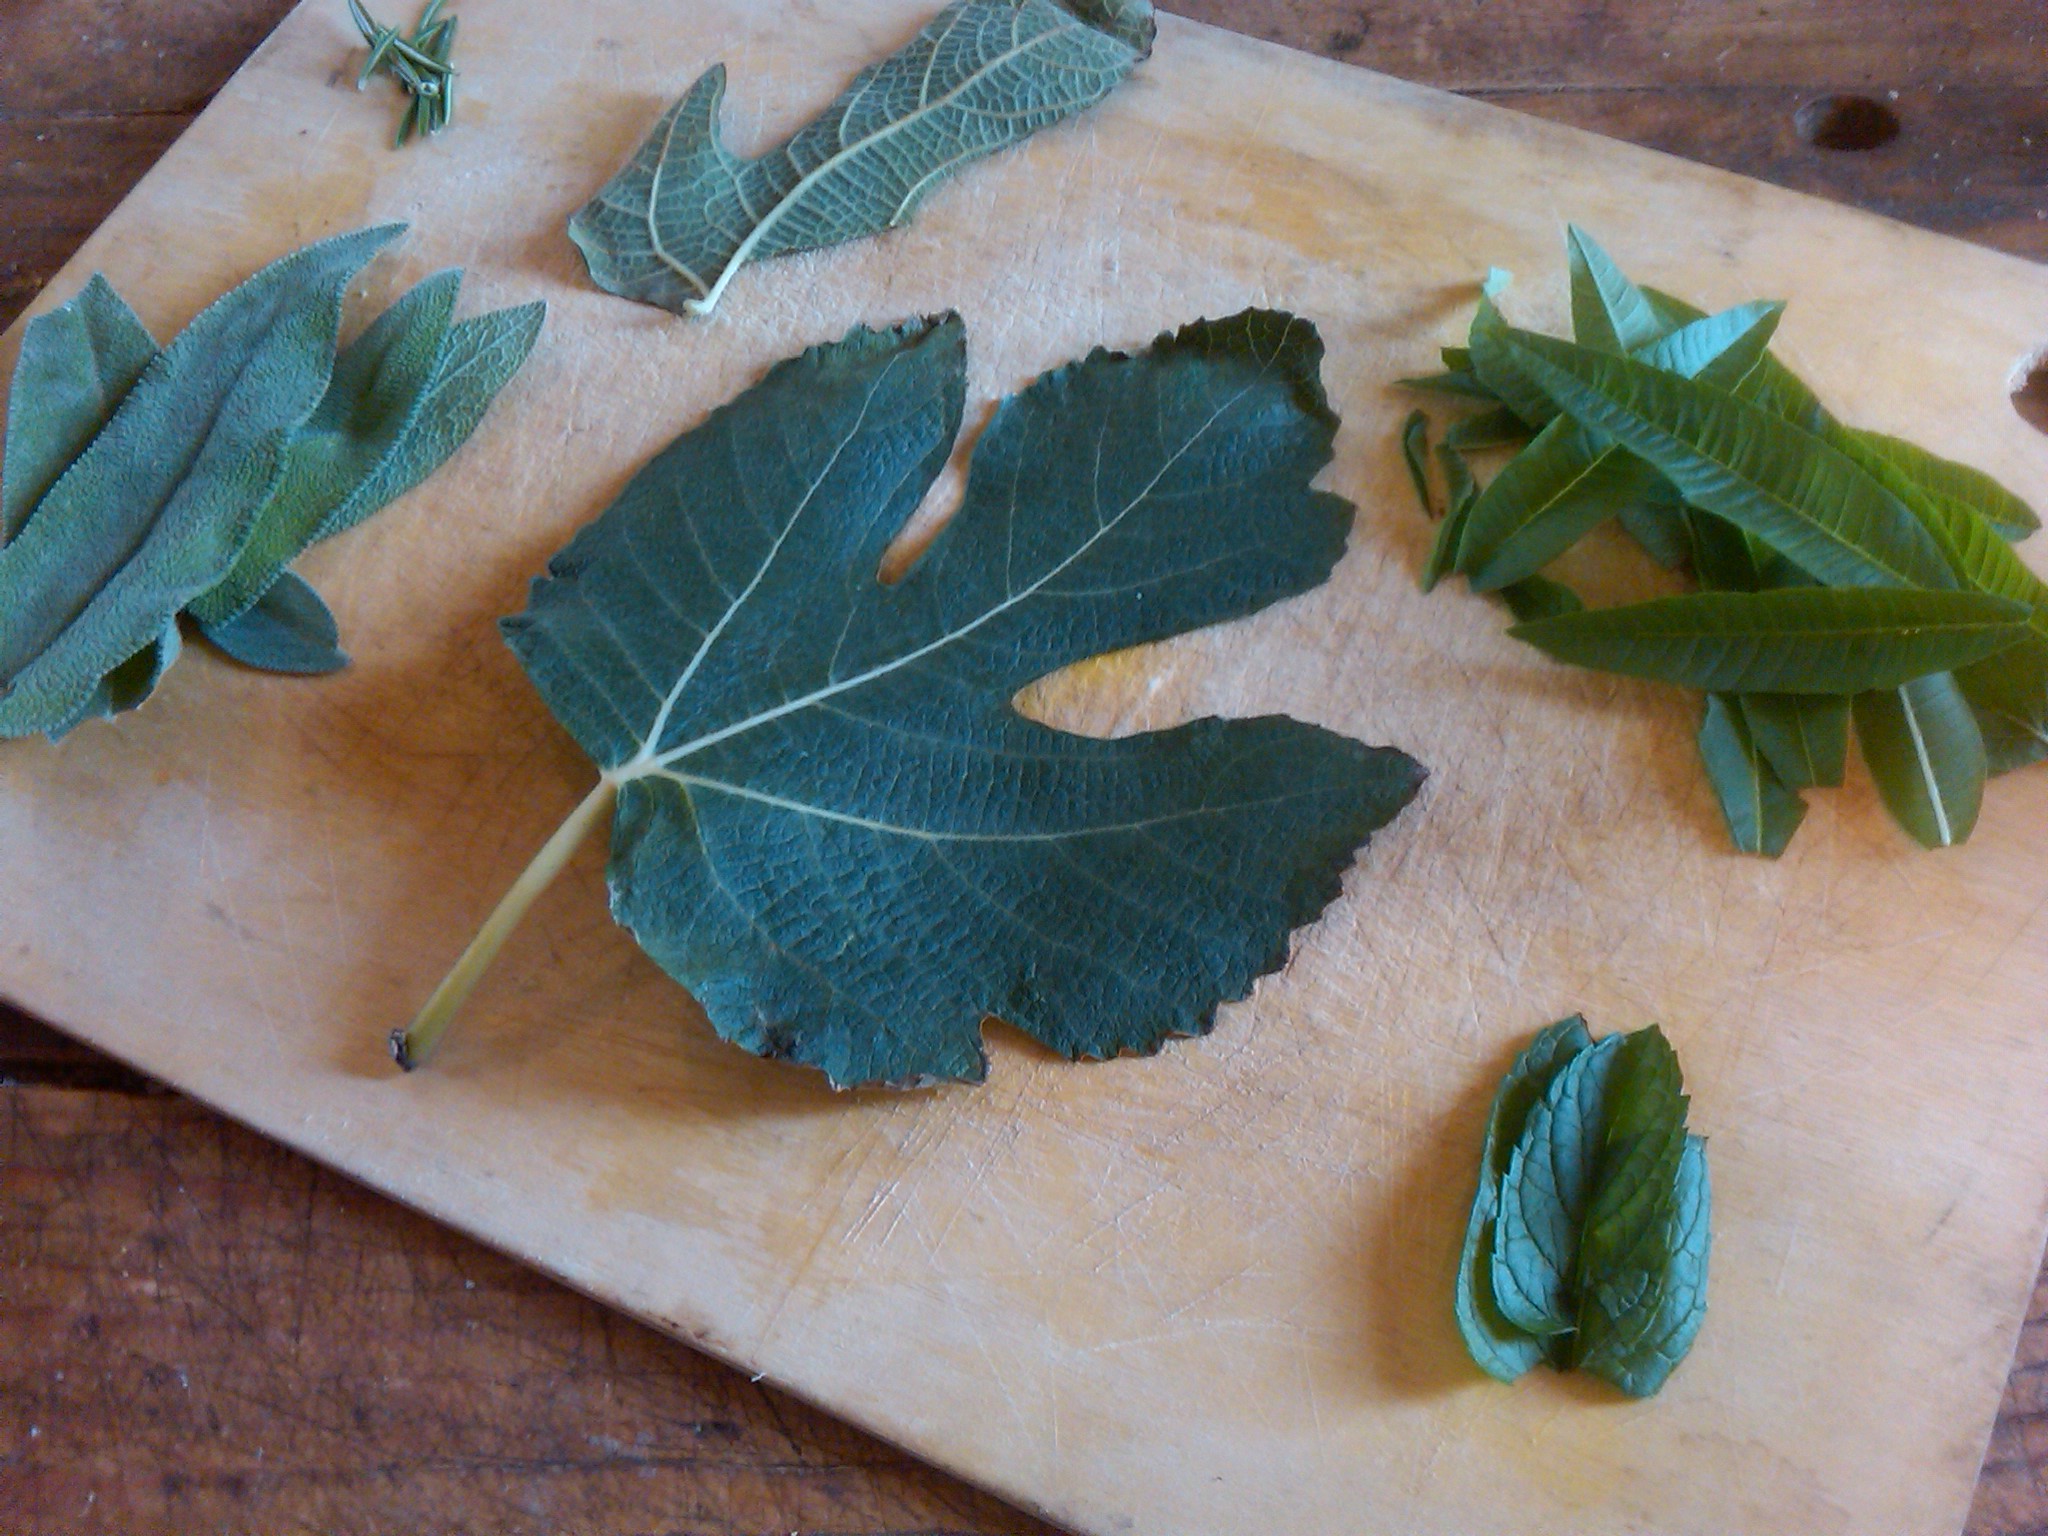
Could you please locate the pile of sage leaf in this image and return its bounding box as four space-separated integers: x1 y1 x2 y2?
0 223 542 739
1458 1017 1708 1398
1405 228 2047 855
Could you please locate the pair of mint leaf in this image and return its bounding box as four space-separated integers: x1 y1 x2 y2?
396 308 1427 1088
568 0 1155 319
1405 228 2047 855
1458 1018 1710 1398
0 225 542 738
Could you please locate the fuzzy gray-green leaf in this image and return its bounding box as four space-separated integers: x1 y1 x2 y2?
1510 587 2029 695
567 0 1153 318
3 274 158 543
198 570 347 675
189 270 458 626
1456 1016 1593 1383
1854 672 1988 847
503 309 1424 1087
1698 694 1807 855
0 225 403 738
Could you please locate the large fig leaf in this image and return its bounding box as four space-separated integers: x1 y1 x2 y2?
567 0 1154 319
409 310 1425 1087
0 225 403 737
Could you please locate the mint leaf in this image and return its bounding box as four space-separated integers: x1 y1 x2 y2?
398 310 1426 1086
1456 1016 1593 1382
567 0 1154 318
1579 1134 1710 1398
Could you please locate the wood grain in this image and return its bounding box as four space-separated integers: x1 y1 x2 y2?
2 2 2045 1533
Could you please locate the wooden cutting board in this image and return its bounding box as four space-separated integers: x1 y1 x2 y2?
5 3 2048 1531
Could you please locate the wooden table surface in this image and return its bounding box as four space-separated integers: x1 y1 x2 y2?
2 1 2045 1531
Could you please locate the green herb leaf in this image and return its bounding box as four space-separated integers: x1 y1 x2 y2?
1578 1134 1710 1398
1421 442 1478 593
1958 635 2048 775
1457 304 1783 592
1739 692 1850 789
198 570 347 675
1573 1027 1688 1308
1499 575 1584 624
1853 672 1988 847
1456 1016 1594 1383
1509 587 2029 695
1399 368 1498 403
1399 409 1433 516
1842 429 2039 541
47 622 181 741
1616 490 1693 571
1483 327 1957 591
0 225 404 738
189 270 459 626
2 275 158 543
567 0 1154 319
1566 226 1664 355
399 310 1425 1085
1697 694 1807 856
1443 406 1532 452
1492 1033 1628 1337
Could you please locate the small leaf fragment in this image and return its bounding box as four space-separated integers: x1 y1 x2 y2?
567 0 1155 318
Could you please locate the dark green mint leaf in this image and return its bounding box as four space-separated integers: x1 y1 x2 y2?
2 274 158 543
198 570 347 675
1853 672 1988 848
1456 1016 1593 1383
1492 1033 1627 1337
1697 694 1807 856
567 0 1154 319
1573 1027 1688 1306
490 309 1425 1087
0 225 404 738
1510 587 2029 695
1579 1134 1710 1398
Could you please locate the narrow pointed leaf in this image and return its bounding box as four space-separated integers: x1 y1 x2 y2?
1399 368 1498 402
1492 1034 1627 1336
1616 491 1692 570
567 0 1154 318
1579 1135 1710 1398
1844 429 2039 540
1854 672 1987 848
1483 327 1956 591
1457 1016 1593 1383
0 225 404 738
1698 694 1807 856
1499 575 1583 624
1399 409 1432 516
1459 304 1783 592
1566 226 1665 355
1740 692 1850 789
189 270 459 626
494 309 1424 1087
1511 587 2028 695
1443 406 1531 452
198 570 347 674
3 274 158 542
1421 441 1476 593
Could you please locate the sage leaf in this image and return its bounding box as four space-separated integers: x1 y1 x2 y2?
0 225 404 737
1567 225 1664 355
1739 692 1850 789
1579 1134 1710 1398
1456 1016 1593 1383
198 570 347 675
400 310 1426 1087
48 623 181 741
1484 328 1957 591
567 0 1154 319
1698 693 1807 856
2 275 157 543
1853 672 1988 848
1509 588 2029 695
189 270 458 626
1492 1033 1627 1337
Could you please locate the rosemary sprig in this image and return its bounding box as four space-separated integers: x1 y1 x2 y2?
347 0 458 147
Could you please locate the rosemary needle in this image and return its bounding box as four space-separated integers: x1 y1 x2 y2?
348 0 459 147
